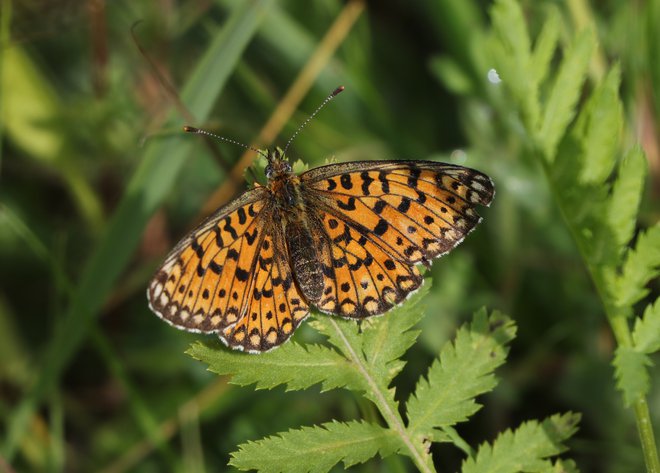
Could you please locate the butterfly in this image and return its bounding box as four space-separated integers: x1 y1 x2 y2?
147 88 494 353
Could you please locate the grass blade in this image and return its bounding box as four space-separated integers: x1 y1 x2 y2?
2 0 274 458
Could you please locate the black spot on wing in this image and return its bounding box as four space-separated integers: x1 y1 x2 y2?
374 219 388 236
209 261 222 274
407 166 421 188
360 171 374 195
340 174 353 190
245 229 258 245
223 217 238 239
378 171 390 193
337 197 356 211
214 227 224 247
373 200 387 214
397 197 411 213
235 267 249 281
237 207 247 225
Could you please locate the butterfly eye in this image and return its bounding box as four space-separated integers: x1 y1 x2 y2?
265 165 273 179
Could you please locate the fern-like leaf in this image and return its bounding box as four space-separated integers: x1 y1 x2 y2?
407 309 516 441
311 282 430 386
530 6 560 91
461 413 580 473
574 66 623 184
229 420 400 473
607 146 647 251
633 297 660 354
187 340 359 392
613 346 652 407
489 0 538 129
538 28 594 160
615 223 660 308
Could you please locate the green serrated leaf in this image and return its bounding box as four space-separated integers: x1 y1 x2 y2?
615 223 660 308
613 346 651 407
461 413 580 473
244 153 269 187
538 28 594 161
187 339 359 392
407 309 516 441
490 0 538 129
551 459 580 473
530 6 561 88
309 315 362 359
229 420 401 473
311 282 430 386
633 297 660 354
574 65 623 184
362 283 429 382
607 146 647 250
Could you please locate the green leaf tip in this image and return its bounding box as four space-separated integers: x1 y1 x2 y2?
614 346 652 407
607 145 647 251
407 309 516 441
462 412 580 473
539 28 595 161
574 65 623 185
633 297 660 354
615 223 660 309
489 0 539 129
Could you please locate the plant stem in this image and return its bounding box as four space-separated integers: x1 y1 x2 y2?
328 319 436 473
541 158 660 473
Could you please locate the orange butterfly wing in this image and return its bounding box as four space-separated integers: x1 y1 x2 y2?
300 160 494 317
147 187 309 352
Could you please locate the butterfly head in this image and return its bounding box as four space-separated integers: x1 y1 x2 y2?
265 147 292 180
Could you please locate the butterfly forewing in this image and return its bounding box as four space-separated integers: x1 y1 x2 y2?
301 161 494 264
310 208 423 318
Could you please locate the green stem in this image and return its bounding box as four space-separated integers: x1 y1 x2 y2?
328 319 435 473
540 157 660 473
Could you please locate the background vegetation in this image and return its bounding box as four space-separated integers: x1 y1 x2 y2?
1 0 658 471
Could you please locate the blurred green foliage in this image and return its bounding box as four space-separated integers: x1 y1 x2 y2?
1 0 659 472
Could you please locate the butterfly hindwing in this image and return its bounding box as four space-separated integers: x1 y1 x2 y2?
148 186 310 352
307 208 422 318
221 225 310 352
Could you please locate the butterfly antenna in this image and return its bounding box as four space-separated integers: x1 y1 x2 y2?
183 126 268 159
283 86 345 155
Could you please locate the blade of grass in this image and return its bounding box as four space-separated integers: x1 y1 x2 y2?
198 0 365 217
2 0 274 459
1 204 177 463
90 329 178 465
1 45 104 233
100 378 231 473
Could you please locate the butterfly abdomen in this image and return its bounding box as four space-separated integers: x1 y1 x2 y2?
285 218 324 304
